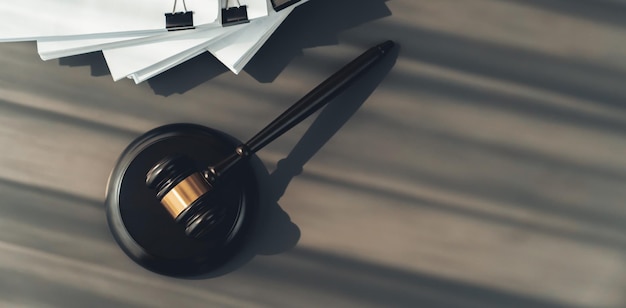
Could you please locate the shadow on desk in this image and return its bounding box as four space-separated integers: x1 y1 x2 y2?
58 51 110 77
245 0 392 83
192 39 399 278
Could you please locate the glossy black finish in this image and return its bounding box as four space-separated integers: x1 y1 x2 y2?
109 41 395 275
165 12 195 31
212 40 396 177
106 124 258 276
145 154 228 239
146 154 231 240
144 40 395 243
145 41 395 242
146 155 199 199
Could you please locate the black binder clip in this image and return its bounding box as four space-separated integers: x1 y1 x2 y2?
165 0 194 31
222 0 250 27
270 0 301 12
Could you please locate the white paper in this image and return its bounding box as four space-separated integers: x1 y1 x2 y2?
101 0 272 81
208 1 307 74
37 35 150 60
130 10 284 82
33 0 270 59
0 0 220 42
103 25 243 81
129 45 209 83
128 0 306 82
26 0 306 83
207 11 288 74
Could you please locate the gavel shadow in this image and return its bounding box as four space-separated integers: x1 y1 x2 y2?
194 44 399 278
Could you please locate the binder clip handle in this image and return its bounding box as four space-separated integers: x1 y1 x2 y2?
165 0 194 31
226 0 242 8
222 0 250 27
172 0 189 13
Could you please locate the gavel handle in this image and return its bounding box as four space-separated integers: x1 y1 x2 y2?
207 40 395 181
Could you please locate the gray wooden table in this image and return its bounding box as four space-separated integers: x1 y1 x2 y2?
0 0 625 307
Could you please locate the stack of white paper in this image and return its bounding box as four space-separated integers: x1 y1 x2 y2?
0 0 308 83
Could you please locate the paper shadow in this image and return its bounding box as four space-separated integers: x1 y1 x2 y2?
150 0 392 95
245 0 392 83
191 42 399 278
147 53 229 96
57 49 229 94
149 0 391 95
55 1 391 96
58 51 110 77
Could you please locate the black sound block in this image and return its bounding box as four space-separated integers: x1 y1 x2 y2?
105 123 258 277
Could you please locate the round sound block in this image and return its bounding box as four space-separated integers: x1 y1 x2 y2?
105 123 258 277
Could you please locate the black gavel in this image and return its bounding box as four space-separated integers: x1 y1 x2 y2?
145 40 395 240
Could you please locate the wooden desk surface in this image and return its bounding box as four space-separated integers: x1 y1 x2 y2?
0 1 625 306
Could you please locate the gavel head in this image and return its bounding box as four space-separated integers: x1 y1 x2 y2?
145 155 225 240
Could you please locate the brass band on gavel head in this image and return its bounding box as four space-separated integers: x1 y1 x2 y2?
146 155 211 219
146 154 227 240
160 172 209 218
